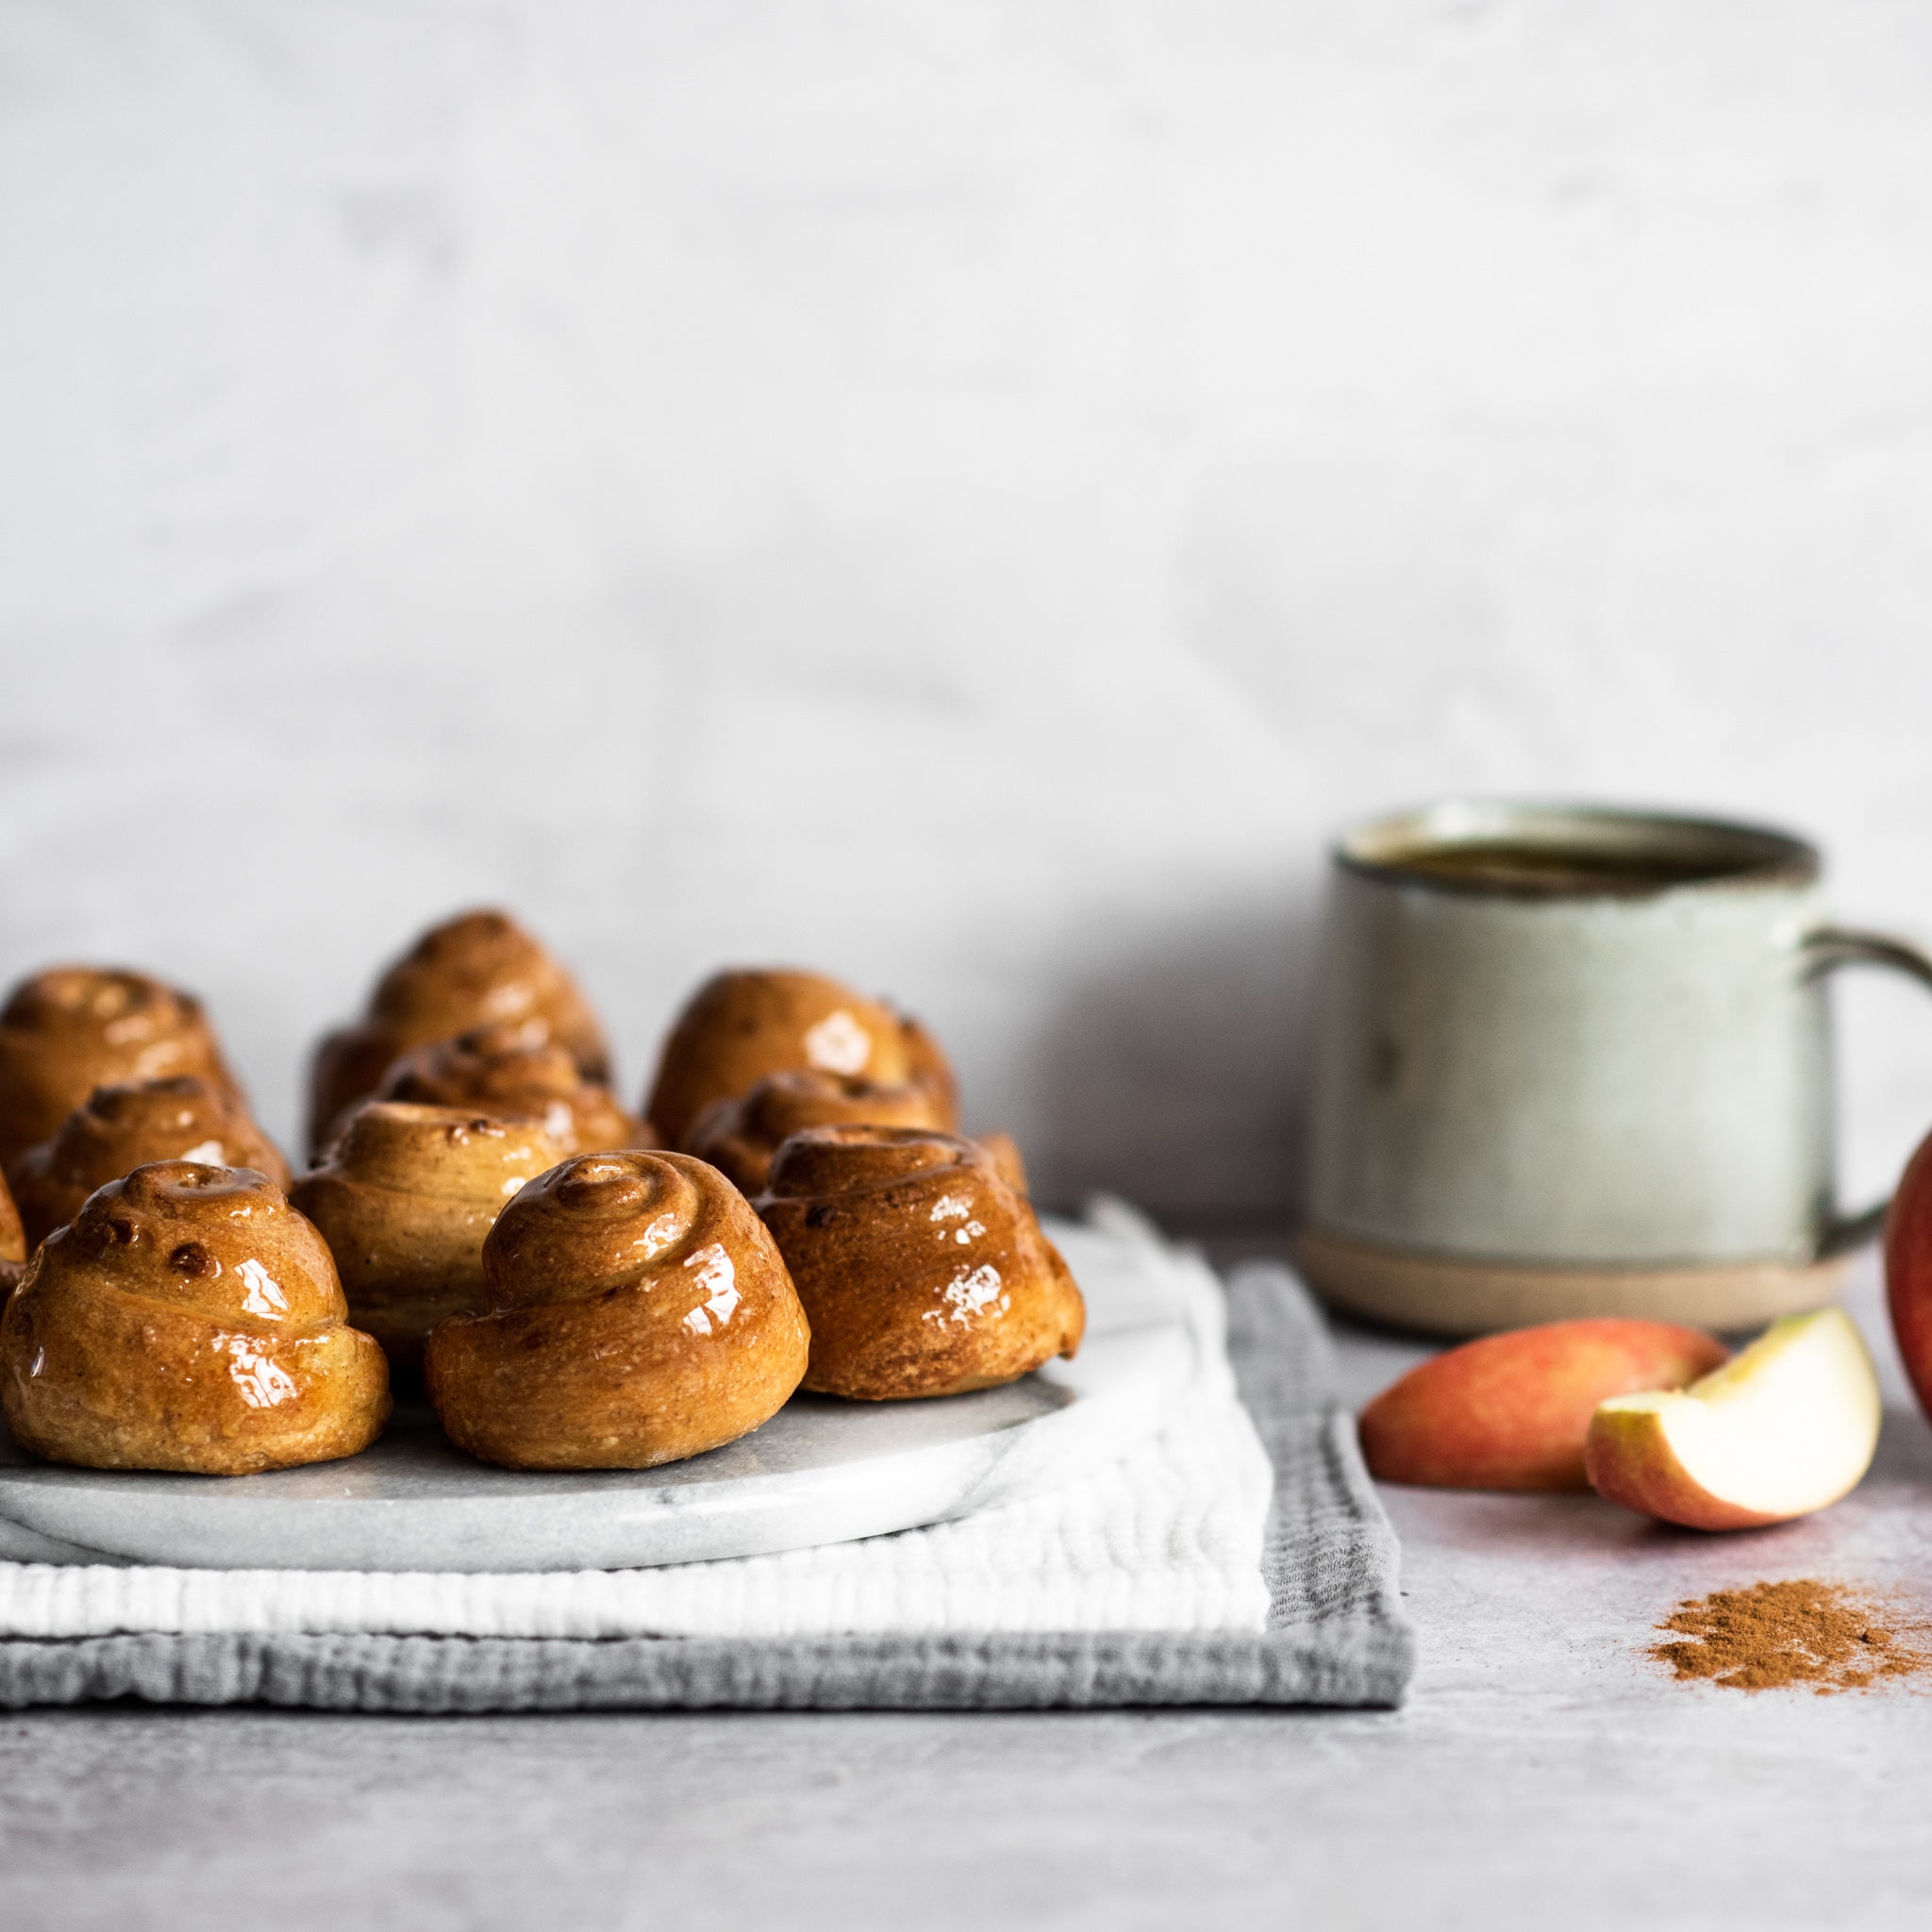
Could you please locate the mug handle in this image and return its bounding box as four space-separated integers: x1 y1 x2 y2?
1801 925 1932 1255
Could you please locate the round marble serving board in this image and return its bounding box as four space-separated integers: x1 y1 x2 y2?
0 1214 1210 1572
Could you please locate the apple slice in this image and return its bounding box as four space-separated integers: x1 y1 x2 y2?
1584 1309 1880 1531
1358 1319 1730 1491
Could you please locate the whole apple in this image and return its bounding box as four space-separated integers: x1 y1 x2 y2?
1884 1124 1932 1422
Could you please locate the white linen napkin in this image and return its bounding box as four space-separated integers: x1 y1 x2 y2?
0 1216 1273 1641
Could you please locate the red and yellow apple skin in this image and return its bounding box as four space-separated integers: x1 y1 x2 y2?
1583 1309 1880 1532
1884 1124 1932 1424
1357 1319 1730 1492
1582 1409 1784 1531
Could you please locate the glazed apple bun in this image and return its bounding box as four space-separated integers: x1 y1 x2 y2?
0 1169 25 1293
424 1150 809 1470
645 968 958 1150
375 1021 647 1157
0 1161 391 1474
684 1069 955 1196
308 908 610 1154
291 1102 567 1372
756 1126 1084 1401
9 1075 292 1250
0 968 244 1172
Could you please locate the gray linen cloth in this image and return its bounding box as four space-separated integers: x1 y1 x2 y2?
0 1260 1414 1710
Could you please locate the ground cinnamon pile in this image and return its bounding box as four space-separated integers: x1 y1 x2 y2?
1651 1580 1931 1693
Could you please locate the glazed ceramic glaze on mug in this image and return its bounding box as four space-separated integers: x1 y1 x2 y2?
1297 801 1932 1335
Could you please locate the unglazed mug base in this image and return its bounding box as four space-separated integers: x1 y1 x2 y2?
1294 1223 1853 1339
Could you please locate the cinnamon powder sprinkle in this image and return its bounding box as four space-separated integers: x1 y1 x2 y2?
1651 1580 1932 1694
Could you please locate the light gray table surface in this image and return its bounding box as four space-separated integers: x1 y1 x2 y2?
3 1234 1928 1932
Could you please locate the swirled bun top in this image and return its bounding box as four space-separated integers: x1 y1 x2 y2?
8 1075 291 1250
307 1100 566 1208
424 1150 809 1470
757 1125 1084 1401
375 1021 647 1157
0 1161 391 1474
684 1069 954 1196
368 909 609 1067
290 1101 568 1372
645 969 958 1150
0 968 241 1172
42 1163 344 1321
478 1153 764 1308
307 908 610 1154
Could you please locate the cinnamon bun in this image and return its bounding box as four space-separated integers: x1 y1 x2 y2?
756 1126 1082 1400
684 1069 954 1196
9 1075 291 1251
308 908 609 1153
0 1161 391 1474
0 1168 24 1294
291 1101 567 1372
646 969 958 1150
0 968 242 1172
376 1021 646 1157
425 1150 809 1470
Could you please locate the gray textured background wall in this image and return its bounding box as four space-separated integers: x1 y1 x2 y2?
7 1 1932 1216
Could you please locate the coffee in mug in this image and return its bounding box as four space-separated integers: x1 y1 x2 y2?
1297 800 1932 1335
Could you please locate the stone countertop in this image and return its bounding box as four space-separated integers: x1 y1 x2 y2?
3 1241 1928 1932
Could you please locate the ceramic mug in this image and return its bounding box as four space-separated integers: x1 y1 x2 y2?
1296 800 1932 1335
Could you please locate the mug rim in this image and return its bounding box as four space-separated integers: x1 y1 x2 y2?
1335 799 1821 900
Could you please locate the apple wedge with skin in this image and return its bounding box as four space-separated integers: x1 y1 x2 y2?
1359 1319 1730 1491
1583 1309 1881 1531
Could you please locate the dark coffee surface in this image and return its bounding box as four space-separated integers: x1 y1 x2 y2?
1372 840 1743 895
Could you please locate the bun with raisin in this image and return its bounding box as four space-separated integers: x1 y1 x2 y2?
0 1161 391 1474
291 1101 568 1373
756 1125 1082 1401
8 1075 291 1250
684 1069 954 1196
375 1021 646 1158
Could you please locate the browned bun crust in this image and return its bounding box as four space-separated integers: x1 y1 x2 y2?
645 969 958 1150
375 1021 647 1158
291 1102 568 1374
685 1070 955 1196
0 1168 24 1274
425 1150 809 1471
8 1076 291 1250
0 968 244 1173
756 1126 1083 1401
307 909 610 1154
0 1161 391 1474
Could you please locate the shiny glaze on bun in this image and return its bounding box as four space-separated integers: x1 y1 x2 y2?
308 909 610 1154
756 1126 1083 1401
0 1168 24 1293
291 1101 567 1373
425 1150 809 1470
375 1020 647 1158
9 1075 291 1250
0 968 242 1173
645 968 958 1150
0 1161 391 1474
684 1069 954 1196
